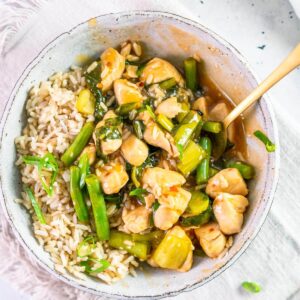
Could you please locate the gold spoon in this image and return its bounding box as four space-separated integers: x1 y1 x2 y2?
214 43 300 158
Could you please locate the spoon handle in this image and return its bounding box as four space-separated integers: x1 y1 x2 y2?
224 43 300 128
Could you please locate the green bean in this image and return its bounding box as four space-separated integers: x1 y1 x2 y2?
133 120 145 139
157 114 174 132
226 160 255 180
24 186 46 224
61 122 95 166
177 141 206 176
132 230 164 243
78 153 90 189
159 77 177 90
85 175 110 240
176 102 190 123
70 166 89 222
184 57 198 92
108 230 149 260
196 137 212 184
202 121 223 133
211 130 227 160
116 102 141 116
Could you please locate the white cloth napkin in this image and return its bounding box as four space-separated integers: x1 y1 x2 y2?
1 1 300 300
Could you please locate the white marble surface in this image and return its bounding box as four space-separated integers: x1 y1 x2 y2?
0 0 300 299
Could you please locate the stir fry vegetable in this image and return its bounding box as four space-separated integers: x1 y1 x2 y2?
196 137 212 184
24 186 46 224
184 57 198 92
85 175 110 240
70 166 89 222
254 130 276 152
23 153 58 196
61 122 95 166
108 230 150 260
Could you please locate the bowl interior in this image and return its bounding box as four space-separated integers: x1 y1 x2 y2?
0 12 278 299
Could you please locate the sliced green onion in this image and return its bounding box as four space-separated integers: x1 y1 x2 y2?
24 186 46 224
116 102 141 116
146 105 156 120
38 153 58 196
202 121 223 134
23 153 58 196
241 281 262 293
22 156 41 165
129 188 147 197
254 130 276 152
159 77 177 90
133 120 145 140
77 236 95 257
131 166 141 187
80 258 110 274
157 114 174 132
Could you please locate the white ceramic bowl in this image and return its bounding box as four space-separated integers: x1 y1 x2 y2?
0 11 279 299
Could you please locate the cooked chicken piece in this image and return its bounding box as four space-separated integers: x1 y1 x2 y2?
121 134 148 166
144 193 155 209
140 58 184 86
95 160 128 194
155 97 183 118
80 144 96 165
159 187 191 214
100 48 125 92
154 188 191 230
194 222 227 258
206 168 248 198
154 206 179 231
213 192 249 235
143 122 179 157
150 226 193 272
122 206 151 233
94 110 122 155
192 96 208 116
208 102 235 141
136 110 152 125
114 79 144 105
208 102 229 121
142 167 186 197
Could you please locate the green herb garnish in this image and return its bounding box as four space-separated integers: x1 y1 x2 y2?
241 281 262 293
24 186 46 224
23 153 58 196
254 130 276 152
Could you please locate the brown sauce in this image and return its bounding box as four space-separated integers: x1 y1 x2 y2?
198 68 248 160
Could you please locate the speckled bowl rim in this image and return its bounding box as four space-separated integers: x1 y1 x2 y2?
0 11 280 299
